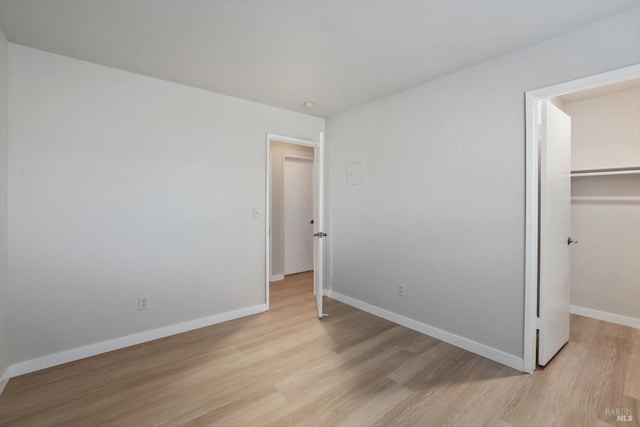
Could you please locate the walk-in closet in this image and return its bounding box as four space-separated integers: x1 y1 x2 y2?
560 79 640 327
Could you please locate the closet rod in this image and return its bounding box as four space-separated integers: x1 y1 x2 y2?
571 166 640 177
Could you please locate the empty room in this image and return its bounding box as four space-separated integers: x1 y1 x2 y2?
0 1 639 426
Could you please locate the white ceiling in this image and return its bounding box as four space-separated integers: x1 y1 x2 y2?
1 0 638 117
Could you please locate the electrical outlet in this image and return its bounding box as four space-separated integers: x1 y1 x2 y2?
398 284 405 297
252 207 260 219
138 296 149 310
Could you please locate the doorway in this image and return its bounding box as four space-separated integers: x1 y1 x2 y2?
524 64 640 373
265 133 326 318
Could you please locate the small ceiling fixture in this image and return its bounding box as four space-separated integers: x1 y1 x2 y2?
303 101 314 108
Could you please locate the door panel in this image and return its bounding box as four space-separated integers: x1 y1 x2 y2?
284 157 314 275
538 100 572 366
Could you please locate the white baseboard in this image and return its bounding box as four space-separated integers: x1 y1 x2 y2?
326 290 524 372
570 305 640 329
270 274 285 282
7 304 267 379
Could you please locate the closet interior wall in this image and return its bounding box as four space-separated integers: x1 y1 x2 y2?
563 85 640 325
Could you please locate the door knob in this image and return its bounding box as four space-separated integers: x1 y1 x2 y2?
310 219 314 224
567 237 578 245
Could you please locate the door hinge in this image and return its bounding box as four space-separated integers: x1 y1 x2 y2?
313 232 328 238
536 317 542 329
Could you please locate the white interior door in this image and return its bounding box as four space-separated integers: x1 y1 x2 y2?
538 100 572 366
313 132 326 318
284 157 314 275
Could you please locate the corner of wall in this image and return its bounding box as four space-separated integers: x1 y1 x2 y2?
0 24 9 394
0 369 9 395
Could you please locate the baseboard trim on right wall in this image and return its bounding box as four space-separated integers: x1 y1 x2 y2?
570 305 640 329
326 290 524 372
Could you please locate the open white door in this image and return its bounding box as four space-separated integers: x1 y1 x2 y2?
538 100 572 366
313 132 326 318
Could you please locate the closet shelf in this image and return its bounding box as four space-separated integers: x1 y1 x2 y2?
571 196 640 203
571 166 640 177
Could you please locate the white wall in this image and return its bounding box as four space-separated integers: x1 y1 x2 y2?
565 88 640 323
0 26 9 389
566 87 640 170
7 44 324 365
570 177 640 322
269 141 314 279
548 96 565 110
326 8 640 363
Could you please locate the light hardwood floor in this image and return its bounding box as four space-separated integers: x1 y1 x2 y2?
0 271 638 426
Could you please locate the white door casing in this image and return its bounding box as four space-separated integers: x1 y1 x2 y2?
283 156 314 275
538 100 572 366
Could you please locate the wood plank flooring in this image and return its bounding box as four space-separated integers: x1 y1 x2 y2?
0 271 638 426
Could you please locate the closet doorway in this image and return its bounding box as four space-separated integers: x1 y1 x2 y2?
524 64 640 373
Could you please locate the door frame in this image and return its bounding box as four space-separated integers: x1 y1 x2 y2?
282 154 314 276
265 133 320 310
523 63 640 373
